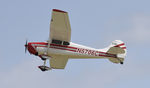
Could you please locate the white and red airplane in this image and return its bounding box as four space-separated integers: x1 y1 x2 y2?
25 9 127 71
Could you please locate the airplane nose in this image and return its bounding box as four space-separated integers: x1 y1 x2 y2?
25 42 38 55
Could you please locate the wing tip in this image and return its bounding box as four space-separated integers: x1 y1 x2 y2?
53 9 67 13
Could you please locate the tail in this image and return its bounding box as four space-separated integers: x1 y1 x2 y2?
105 40 127 64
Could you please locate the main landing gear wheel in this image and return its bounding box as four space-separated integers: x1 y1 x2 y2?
38 66 52 71
38 59 52 72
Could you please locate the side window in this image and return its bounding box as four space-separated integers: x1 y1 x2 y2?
51 39 70 45
63 41 70 45
51 39 62 45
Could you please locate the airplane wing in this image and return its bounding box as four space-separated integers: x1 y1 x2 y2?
49 9 71 43
50 56 68 69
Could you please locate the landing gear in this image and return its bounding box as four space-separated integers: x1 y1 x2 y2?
39 55 49 61
120 62 123 64
38 59 52 72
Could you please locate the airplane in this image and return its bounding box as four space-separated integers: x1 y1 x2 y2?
25 9 127 71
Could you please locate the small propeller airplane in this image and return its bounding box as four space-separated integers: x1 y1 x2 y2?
25 9 127 71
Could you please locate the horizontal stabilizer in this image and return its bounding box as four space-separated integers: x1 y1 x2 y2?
107 47 125 54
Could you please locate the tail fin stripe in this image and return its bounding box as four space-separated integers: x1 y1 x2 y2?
122 47 126 49
114 43 125 47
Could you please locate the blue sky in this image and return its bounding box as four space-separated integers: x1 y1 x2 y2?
0 0 150 88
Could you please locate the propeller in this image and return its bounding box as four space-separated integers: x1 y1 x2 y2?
25 40 28 53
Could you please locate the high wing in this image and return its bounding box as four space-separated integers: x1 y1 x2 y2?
49 9 71 43
50 56 68 69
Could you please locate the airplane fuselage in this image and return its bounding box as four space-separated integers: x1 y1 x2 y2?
27 42 116 59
